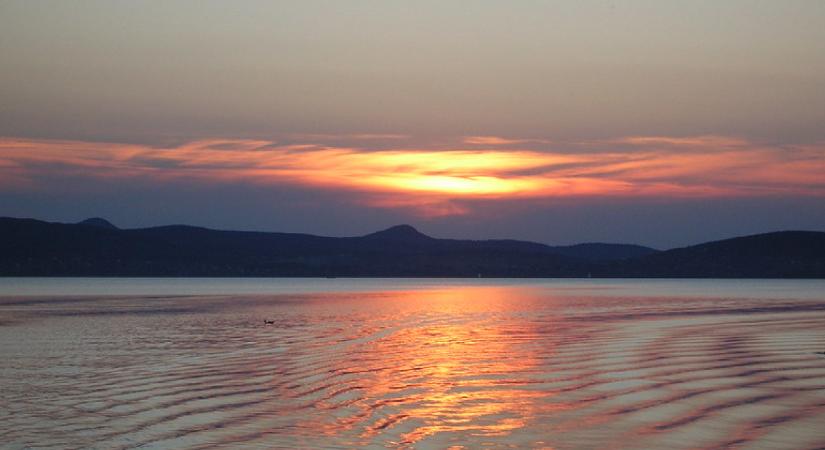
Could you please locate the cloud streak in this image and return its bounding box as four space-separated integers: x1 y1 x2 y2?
462 136 543 146
1 135 824 216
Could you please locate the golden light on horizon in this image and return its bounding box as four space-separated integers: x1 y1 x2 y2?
313 149 575 198
365 174 534 195
1 136 825 217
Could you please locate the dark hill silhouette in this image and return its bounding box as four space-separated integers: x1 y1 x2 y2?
364 224 434 242
77 217 118 230
550 242 657 261
0 217 822 277
0 218 584 277
612 231 825 278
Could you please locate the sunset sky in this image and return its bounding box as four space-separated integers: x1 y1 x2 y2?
2 1 825 248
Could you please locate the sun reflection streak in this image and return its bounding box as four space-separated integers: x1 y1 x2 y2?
284 287 569 447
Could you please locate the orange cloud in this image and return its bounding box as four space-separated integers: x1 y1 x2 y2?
1 136 824 216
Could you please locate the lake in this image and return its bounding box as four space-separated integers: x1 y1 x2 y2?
1 278 824 449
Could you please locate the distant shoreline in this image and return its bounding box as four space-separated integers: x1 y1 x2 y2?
2 217 824 278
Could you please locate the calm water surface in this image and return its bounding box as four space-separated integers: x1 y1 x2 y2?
1 278 824 449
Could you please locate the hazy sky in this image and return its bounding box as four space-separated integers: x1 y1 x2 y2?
2 1 825 248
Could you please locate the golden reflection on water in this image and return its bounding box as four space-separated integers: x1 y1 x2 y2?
363 323 542 445
1 283 825 449
290 287 558 446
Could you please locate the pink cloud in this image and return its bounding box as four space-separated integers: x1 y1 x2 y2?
462 136 542 146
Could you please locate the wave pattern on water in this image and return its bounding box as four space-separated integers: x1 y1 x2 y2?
1 285 825 449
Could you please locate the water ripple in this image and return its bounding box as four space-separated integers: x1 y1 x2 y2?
1 286 824 449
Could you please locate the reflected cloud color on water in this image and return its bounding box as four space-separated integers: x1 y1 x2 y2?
1 281 825 449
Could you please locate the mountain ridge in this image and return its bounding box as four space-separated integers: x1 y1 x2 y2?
0 217 822 278
77 217 119 230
